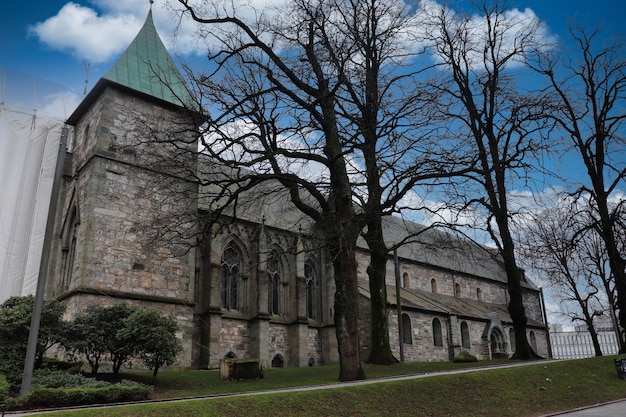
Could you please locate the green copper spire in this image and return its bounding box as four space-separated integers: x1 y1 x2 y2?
103 9 192 108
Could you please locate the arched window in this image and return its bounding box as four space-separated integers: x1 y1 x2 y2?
61 207 78 290
221 244 242 310
271 354 284 368
454 283 461 298
402 313 412 344
529 331 537 351
431 278 438 293
490 328 506 356
432 318 443 347
305 262 318 320
268 253 283 316
509 328 516 353
476 287 483 302
225 351 236 359
402 272 410 289
461 321 471 349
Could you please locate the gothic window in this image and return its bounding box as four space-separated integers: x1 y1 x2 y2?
402 313 412 345
461 321 471 349
61 207 78 290
476 287 483 302
431 278 438 293
432 318 443 347
221 244 242 311
305 262 318 320
454 283 461 298
402 272 410 289
268 255 282 316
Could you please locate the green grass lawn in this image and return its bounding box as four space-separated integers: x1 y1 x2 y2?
30 356 626 416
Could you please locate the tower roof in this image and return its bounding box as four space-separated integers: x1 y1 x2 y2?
103 9 192 107
67 9 195 125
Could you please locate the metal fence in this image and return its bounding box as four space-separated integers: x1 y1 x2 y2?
550 331 620 359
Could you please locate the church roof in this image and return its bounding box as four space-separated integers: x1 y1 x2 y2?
102 9 192 108
67 8 194 125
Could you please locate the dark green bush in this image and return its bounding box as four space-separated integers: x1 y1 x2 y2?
18 381 151 409
0 374 9 404
453 350 478 362
32 369 109 389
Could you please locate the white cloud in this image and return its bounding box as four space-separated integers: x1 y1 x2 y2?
416 0 557 70
29 3 142 64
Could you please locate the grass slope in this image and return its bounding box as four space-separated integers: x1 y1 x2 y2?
37 356 626 416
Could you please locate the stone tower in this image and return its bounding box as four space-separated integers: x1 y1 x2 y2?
47 9 199 367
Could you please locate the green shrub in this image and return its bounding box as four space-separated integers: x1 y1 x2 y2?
453 350 478 363
18 381 151 409
31 369 109 389
0 374 9 404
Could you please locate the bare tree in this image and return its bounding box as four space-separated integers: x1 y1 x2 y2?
169 0 465 378
520 200 610 356
534 27 626 351
418 0 552 359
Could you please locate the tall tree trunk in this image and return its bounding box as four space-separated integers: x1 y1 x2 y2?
497 216 541 360
329 218 366 381
364 218 398 365
595 194 626 353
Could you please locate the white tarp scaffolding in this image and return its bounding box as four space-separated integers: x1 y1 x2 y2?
0 67 78 303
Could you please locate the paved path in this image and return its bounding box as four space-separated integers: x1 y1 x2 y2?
541 399 626 417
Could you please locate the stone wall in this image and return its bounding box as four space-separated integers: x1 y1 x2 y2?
220 317 249 359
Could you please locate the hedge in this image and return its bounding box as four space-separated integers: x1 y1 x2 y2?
18 382 152 409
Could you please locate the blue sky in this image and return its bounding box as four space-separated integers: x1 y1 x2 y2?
1 0 624 328
1 0 624 112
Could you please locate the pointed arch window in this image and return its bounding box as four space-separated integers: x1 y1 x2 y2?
454 283 461 298
61 207 78 290
221 244 242 311
431 278 438 293
476 287 483 302
268 255 281 316
305 262 318 320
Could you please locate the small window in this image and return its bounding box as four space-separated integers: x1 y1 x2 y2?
476 287 482 302
454 283 461 298
272 354 284 368
461 321 471 349
432 318 443 347
431 279 438 293
402 313 412 345
529 331 537 351
402 272 410 289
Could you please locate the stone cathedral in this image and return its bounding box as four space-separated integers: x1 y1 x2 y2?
45 10 549 370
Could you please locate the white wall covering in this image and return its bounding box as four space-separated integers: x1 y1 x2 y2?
0 105 66 302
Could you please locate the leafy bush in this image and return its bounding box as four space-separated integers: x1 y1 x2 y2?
17 381 151 409
0 374 9 404
62 304 137 375
31 369 109 389
0 296 66 384
453 350 478 363
118 308 182 382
